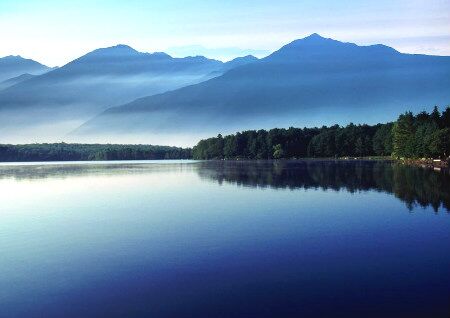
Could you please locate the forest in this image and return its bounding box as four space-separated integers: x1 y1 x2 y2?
0 107 449 162
192 107 450 160
0 143 191 162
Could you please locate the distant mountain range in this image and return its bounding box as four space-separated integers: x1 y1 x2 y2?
1 34 449 145
0 55 52 83
0 73 37 91
73 34 450 144
0 46 257 141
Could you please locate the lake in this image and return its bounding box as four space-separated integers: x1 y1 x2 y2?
0 160 449 318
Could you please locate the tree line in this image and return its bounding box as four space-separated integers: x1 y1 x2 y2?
192 106 450 160
0 143 192 162
1 107 448 162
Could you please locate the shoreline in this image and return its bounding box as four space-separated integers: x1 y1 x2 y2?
397 158 449 169
0 156 448 169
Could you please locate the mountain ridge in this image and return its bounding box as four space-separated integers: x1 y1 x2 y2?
0 44 259 143
0 55 52 82
72 34 450 145
0 73 36 90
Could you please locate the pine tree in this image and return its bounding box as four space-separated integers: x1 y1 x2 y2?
393 112 415 158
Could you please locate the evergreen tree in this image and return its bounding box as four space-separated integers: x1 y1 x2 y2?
441 106 450 128
190 107 448 160
393 112 415 158
430 106 441 126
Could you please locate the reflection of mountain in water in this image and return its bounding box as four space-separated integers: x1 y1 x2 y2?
196 160 450 212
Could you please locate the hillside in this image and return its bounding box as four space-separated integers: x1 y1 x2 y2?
74 34 450 145
0 55 51 82
0 45 255 142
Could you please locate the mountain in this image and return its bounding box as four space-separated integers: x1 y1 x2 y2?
0 55 52 82
205 55 258 78
222 55 258 72
0 45 255 142
0 73 36 91
74 34 450 145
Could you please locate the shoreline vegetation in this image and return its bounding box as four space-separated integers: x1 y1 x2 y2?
0 144 191 162
0 107 449 167
192 107 450 167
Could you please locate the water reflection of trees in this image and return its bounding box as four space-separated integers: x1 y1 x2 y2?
196 160 450 213
1 160 448 212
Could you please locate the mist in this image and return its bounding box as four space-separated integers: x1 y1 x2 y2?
0 46 241 144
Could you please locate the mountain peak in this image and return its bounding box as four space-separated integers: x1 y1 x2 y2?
0 55 49 68
150 52 172 59
289 33 338 46
2 55 23 60
87 44 139 57
111 44 137 51
225 55 258 66
102 44 138 53
304 33 325 40
230 55 258 61
266 34 401 62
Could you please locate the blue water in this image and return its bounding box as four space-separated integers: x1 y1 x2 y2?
0 160 449 317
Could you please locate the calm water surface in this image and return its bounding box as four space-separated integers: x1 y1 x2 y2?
0 160 449 318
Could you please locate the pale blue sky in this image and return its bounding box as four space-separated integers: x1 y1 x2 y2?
0 0 449 66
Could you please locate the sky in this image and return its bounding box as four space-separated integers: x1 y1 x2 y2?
0 0 449 66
